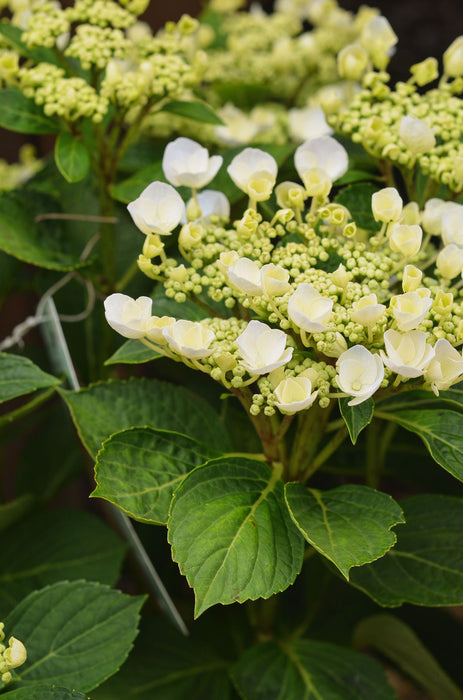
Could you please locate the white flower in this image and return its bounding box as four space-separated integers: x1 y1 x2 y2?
336 345 384 406
184 189 230 223
4 637 27 669
236 320 293 375
371 187 403 223
443 36 463 77
227 148 278 201
389 223 423 257
398 201 421 225
402 264 422 292
390 291 432 331
127 181 185 235
215 104 260 146
441 204 463 246
421 198 447 235
424 339 463 394
361 16 398 70
399 115 436 155
287 105 333 143
350 294 386 326
162 137 222 189
144 316 176 344
162 320 215 358
302 168 332 198
217 250 240 275
178 223 203 250
274 376 318 414
337 43 369 81
275 181 306 210
323 332 348 358
104 293 152 339
288 283 333 332
226 257 263 295
380 329 435 378
260 263 291 297
437 244 463 279
294 136 348 185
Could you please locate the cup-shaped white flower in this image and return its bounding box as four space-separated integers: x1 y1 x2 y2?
399 115 436 155
127 181 185 236
288 283 333 332
104 293 152 339
421 198 447 235
162 137 222 189
337 43 369 81
380 329 435 377
227 257 263 296
274 376 318 414
178 223 203 250
162 320 215 359
336 345 384 406
424 338 463 394
183 189 230 224
302 167 332 198
144 315 176 344
236 320 293 375
275 181 306 210
391 292 432 332
260 263 291 297
437 245 463 281
215 104 261 146
217 250 240 275
350 294 386 326
227 148 278 201
371 187 403 223
402 264 422 292
361 16 398 70
323 332 348 358
295 136 348 184
389 223 423 257
287 105 333 143
398 201 420 225
441 204 463 246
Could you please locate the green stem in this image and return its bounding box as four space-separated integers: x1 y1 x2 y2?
0 387 56 431
301 426 348 483
288 401 334 480
365 419 380 488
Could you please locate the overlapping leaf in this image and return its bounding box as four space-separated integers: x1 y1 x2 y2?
0 353 60 403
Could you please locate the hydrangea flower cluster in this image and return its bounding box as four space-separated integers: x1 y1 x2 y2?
105 136 463 418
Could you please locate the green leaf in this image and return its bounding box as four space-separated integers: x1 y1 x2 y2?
350 494 463 606
93 428 220 524
0 509 126 610
168 457 304 617
3 581 144 693
0 494 35 535
336 169 382 185
230 639 397 700
92 617 232 699
104 339 161 365
60 377 233 457
376 407 463 481
54 132 90 183
354 614 463 700
161 100 224 125
110 162 167 204
1 686 88 699
151 293 209 321
335 182 381 231
285 483 404 579
0 88 60 134
0 353 60 404
339 397 374 444
0 189 94 270
379 385 463 412
0 24 60 65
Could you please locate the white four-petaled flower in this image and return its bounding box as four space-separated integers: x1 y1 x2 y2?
236 320 293 375
274 376 318 414
288 283 333 332
163 137 223 189
104 293 152 339
336 345 384 406
127 181 184 236
162 320 215 359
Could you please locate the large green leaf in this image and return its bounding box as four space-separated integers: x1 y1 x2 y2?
0 495 35 535
339 397 374 444
379 384 463 412
0 353 60 404
230 639 396 700
168 457 304 617
285 483 404 579
350 495 463 606
161 100 224 125
0 509 126 611
376 407 463 481
2 581 144 693
1 686 87 699
93 617 232 699
104 339 161 365
54 132 90 183
0 89 60 134
60 377 232 457
354 614 463 700
0 190 93 270
335 182 381 231
0 24 60 64
93 428 220 524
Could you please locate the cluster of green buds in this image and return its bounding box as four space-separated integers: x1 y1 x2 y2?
331 35 463 194
0 1 200 126
104 135 463 418
0 623 27 685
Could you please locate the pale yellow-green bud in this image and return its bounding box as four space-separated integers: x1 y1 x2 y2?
399 116 436 155
0 624 4 643
372 187 403 223
443 36 463 77
216 352 237 373
236 212 258 237
275 181 306 210
179 223 203 250
343 222 357 238
302 168 331 198
399 202 421 225
331 263 349 288
1 672 12 684
167 264 188 283
3 637 27 670
436 244 463 279
186 198 202 222
337 43 369 81
137 254 159 279
402 264 422 292
410 57 439 85
177 14 199 35
142 234 164 259
273 208 294 224
433 290 453 317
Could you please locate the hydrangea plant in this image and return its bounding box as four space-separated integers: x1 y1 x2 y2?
0 1 463 698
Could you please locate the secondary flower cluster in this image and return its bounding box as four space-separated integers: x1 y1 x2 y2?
331 37 463 193
105 136 463 417
0 623 27 685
